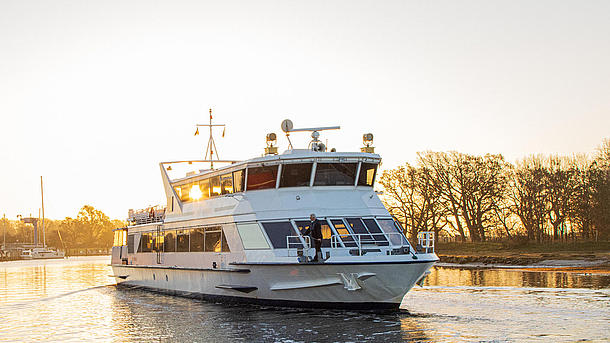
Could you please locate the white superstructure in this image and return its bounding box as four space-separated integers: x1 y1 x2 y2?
111 119 437 310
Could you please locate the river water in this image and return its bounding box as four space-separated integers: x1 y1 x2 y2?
0 257 608 342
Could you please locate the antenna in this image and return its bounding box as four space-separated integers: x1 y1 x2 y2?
280 119 340 151
195 108 226 169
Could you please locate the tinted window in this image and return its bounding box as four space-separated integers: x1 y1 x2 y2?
221 230 230 252
331 219 357 247
261 221 296 248
153 232 164 252
280 163 312 187
190 228 205 252
176 230 189 252
233 170 244 192
346 218 374 244
199 179 211 199
358 163 377 186
314 163 357 186
204 228 221 252
362 219 389 245
247 166 278 190
221 173 233 194
163 231 176 252
127 234 135 254
236 223 270 250
377 219 404 246
139 233 152 252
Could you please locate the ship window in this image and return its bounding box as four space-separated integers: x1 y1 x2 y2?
210 176 221 196
204 227 222 252
331 219 357 247
164 230 176 252
153 231 164 252
176 230 190 252
190 228 205 252
261 221 297 249
247 165 279 190
127 234 135 253
139 233 153 252
377 219 406 246
346 218 374 244
233 170 244 192
175 184 189 202
362 219 389 245
236 223 271 250
221 173 233 194
280 163 313 187
199 179 211 200
358 163 377 187
295 220 332 247
314 163 357 186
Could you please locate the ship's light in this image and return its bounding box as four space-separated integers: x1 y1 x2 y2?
190 185 203 200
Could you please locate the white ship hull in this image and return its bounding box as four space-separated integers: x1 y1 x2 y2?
112 260 434 310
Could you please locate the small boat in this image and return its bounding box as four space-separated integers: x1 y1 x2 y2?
111 116 438 310
20 247 65 259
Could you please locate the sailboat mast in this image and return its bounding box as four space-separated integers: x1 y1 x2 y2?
41 176 45 248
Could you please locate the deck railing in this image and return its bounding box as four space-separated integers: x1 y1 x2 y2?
417 231 435 253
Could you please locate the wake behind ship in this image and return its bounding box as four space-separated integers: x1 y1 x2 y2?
111 116 437 310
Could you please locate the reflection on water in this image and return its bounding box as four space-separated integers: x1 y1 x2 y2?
0 257 608 342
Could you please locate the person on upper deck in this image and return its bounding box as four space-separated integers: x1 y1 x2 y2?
303 213 323 262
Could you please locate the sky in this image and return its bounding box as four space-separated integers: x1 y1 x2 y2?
1 0 609 220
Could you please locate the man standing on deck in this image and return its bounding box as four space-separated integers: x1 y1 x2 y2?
303 213 323 262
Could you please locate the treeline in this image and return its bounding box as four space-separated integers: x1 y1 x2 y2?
379 139 610 244
1 205 124 250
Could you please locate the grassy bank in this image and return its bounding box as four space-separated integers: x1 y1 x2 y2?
435 241 610 267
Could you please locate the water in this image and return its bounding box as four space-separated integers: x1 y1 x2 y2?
0 257 608 342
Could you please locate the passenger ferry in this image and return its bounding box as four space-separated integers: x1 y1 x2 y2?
111 117 437 310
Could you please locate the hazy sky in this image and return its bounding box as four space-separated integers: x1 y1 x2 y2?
1 0 609 220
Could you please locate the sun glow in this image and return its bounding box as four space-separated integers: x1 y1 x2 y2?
190 185 203 200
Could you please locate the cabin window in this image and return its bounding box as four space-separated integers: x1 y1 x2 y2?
236 223 271 250
314 163 357 186
204 227 222 252
190 228 205 252
176 230 190 252
221 231 230 252
176 184 189 202
164 230 176 252
261 221 297 248
209 176 221 196
127 234 135 253
358 163 377 187
377 219 406 246
153 231 164 252
199 179 211 200
362 219 389 245
233 170 244 192
139 233 153 252
247 165 279 190
295 220 333 247
221 173 233 194
331 219 358 247
280 163 313 187
346 218 374 244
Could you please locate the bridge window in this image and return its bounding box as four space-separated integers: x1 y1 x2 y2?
346 218 374 244
362 219 389 245
164 230 176 252
233 170 245 192
314 163 357 186
221 173 233 194
358 163 377 186
331 219 357 247
295 219 333 247
210 176 221 196
280 163 312 187
261 221 297 248
236 223 270 250
247 165 279 190
377 219 405 246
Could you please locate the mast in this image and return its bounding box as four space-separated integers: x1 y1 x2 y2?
195 108 225 170
2 214 5 251
41 176 45 248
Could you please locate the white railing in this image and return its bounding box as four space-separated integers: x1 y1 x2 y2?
330 233 410 256
286 235 311 258
417 231 435 253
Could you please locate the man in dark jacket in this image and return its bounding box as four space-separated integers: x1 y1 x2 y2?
303 213 323 262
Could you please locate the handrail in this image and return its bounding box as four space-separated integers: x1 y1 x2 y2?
330 233 410 256
286 235 311 249
417 231 435 253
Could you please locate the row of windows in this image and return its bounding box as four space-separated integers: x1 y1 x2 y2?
128 227 230 253
173 162 378 203
258 217 405 249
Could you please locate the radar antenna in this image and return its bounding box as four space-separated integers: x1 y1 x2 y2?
195 108 226 169
280 119 340 152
